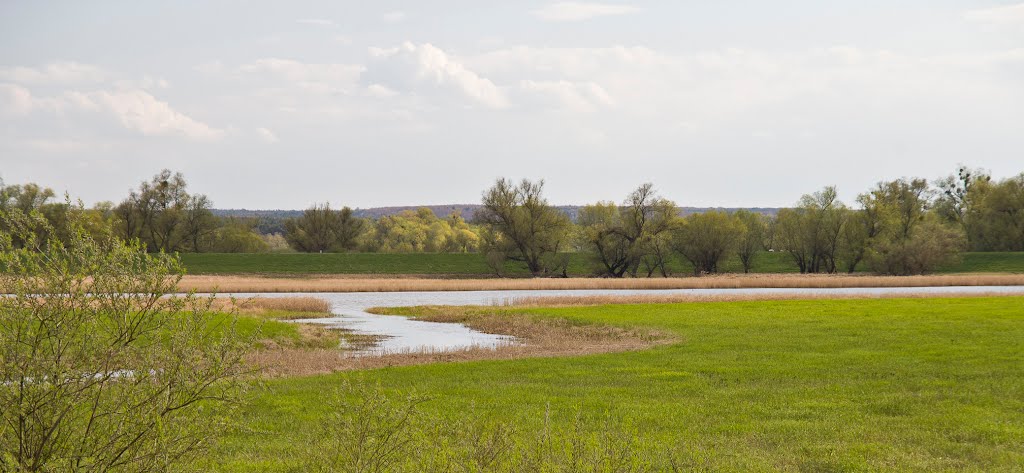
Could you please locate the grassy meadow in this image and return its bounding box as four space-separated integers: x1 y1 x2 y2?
178 251 1024 276
202 296 1024 471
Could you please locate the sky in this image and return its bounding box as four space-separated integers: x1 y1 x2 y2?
1 1 1022 210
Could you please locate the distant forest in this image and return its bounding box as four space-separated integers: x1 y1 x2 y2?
214 206 782 235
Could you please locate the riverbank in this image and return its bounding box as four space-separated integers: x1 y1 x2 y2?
178 272 1024 293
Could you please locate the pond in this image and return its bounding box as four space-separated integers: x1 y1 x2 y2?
234 286 1024 355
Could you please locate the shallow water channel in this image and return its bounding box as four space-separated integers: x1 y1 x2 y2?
232 286 1024 355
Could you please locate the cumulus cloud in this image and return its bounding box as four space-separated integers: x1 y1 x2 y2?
531 2 640 22
0 61 107 85
965 3 1024 25
1 83 224 141
366 42 509 108
86 90 225 140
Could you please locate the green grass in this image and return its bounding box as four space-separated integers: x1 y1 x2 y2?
179 252 536 275
203 297 1024 471
208 312 301 345
940 252 1024 273
179 251 1024 276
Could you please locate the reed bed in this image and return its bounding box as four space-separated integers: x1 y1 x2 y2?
211 296 332 319
505 291 1024 307
179 273 1024 293
249 306 670 377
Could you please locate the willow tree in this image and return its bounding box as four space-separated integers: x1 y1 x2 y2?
477 178 571 277
578 183 677 277
867 178 965 274
284 203 365 253
113 170 217 253
672 211 745 275
733 210 766 274
775 186 848 274
961 173 1024 251
0 208 247 472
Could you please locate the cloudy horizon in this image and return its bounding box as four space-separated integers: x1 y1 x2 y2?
2 1 1022 210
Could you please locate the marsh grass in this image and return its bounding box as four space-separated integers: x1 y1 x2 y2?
180 273 1024 293
211 296 332 319
249 306 670 377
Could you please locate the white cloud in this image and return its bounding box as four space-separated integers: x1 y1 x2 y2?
531 2 640 22
87 90 224 140
0 82 224 142
0 61 107 85
256 127 279 143
367 42 509 108
965 3 1024 25
462 44 1024 128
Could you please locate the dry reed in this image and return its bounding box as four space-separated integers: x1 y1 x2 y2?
211 296 332 318
180 273 1024 293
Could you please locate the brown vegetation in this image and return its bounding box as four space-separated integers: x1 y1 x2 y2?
211 296 332 318
248 306 670 377
181 273 1024 293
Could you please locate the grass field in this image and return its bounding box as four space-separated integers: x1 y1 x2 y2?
201 296 1024 471
178 251 1024 276
943 251 1024 273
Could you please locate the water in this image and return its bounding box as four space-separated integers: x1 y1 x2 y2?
234 286 1024 355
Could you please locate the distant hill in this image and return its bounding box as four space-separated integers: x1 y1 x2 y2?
213 205 782 234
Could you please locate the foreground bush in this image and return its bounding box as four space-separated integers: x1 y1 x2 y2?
0 210 248 472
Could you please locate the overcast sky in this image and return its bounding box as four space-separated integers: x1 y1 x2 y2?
1 1 1022 209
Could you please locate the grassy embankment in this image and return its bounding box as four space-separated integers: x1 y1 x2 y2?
180 251 1024 276
203 296 1024 471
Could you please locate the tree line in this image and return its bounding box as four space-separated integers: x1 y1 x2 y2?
2 166 1022 276
474 167 1022 277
